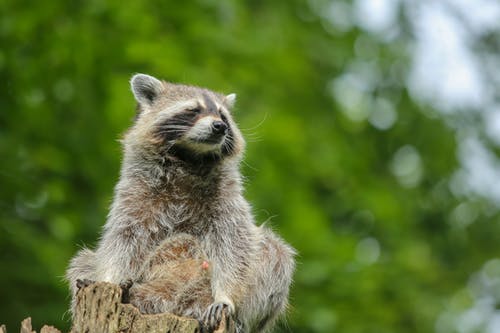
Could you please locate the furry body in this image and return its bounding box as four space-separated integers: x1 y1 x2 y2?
66 74 295 332
129 233 213 318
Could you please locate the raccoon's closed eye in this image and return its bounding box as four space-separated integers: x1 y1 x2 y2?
188 107 201 113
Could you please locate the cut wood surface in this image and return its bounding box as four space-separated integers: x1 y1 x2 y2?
1 282 234 333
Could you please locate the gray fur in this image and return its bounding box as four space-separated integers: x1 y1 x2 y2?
130 73 164 105
66 74 296 333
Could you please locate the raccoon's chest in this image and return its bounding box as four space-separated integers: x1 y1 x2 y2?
153 169 223 233
158 189 220 235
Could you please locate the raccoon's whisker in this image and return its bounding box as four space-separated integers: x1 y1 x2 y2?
245 138 263 143
242 159 259 172
242 132 261 138
242 133 262 140
241 133 261 143
239 112 268 132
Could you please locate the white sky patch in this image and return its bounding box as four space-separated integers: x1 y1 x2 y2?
407 3 486 112
354 0 400 33
483 106 500 145
456 299 495 333
487 314 500 333
449 0 500 33
458 136 500 205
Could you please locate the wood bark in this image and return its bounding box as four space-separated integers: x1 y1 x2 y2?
1 282 234 333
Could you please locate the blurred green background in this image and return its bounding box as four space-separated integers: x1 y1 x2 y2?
2 0 500 332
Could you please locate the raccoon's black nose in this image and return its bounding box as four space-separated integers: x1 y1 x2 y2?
211 121 228 135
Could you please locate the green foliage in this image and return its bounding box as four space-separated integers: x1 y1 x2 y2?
1 1 499 332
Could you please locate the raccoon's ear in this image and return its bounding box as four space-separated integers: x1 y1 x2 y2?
224 93 237 108
130 74 163 105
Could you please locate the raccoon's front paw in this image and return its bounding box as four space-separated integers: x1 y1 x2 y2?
202 301 234 331
76 278 95 289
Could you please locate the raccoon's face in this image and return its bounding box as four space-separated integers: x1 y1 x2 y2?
128 74 244 163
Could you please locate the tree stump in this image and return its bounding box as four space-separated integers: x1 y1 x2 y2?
1 282 234 333
0 318 61 333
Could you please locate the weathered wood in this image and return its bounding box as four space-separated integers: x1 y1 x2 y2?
20 318 35 333
39 326 61 333
70 282 201 333
1 282 234 333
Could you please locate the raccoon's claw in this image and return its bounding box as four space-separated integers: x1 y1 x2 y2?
120 279 134 291
76 278 95 289
202 302 232 331
120 279 134 304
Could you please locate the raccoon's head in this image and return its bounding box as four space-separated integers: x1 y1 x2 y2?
126 74 244 165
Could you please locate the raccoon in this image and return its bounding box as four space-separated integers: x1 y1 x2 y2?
66 74 296 332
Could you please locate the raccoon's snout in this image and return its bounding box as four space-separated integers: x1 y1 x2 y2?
180 116 229 149
211 121 228 136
